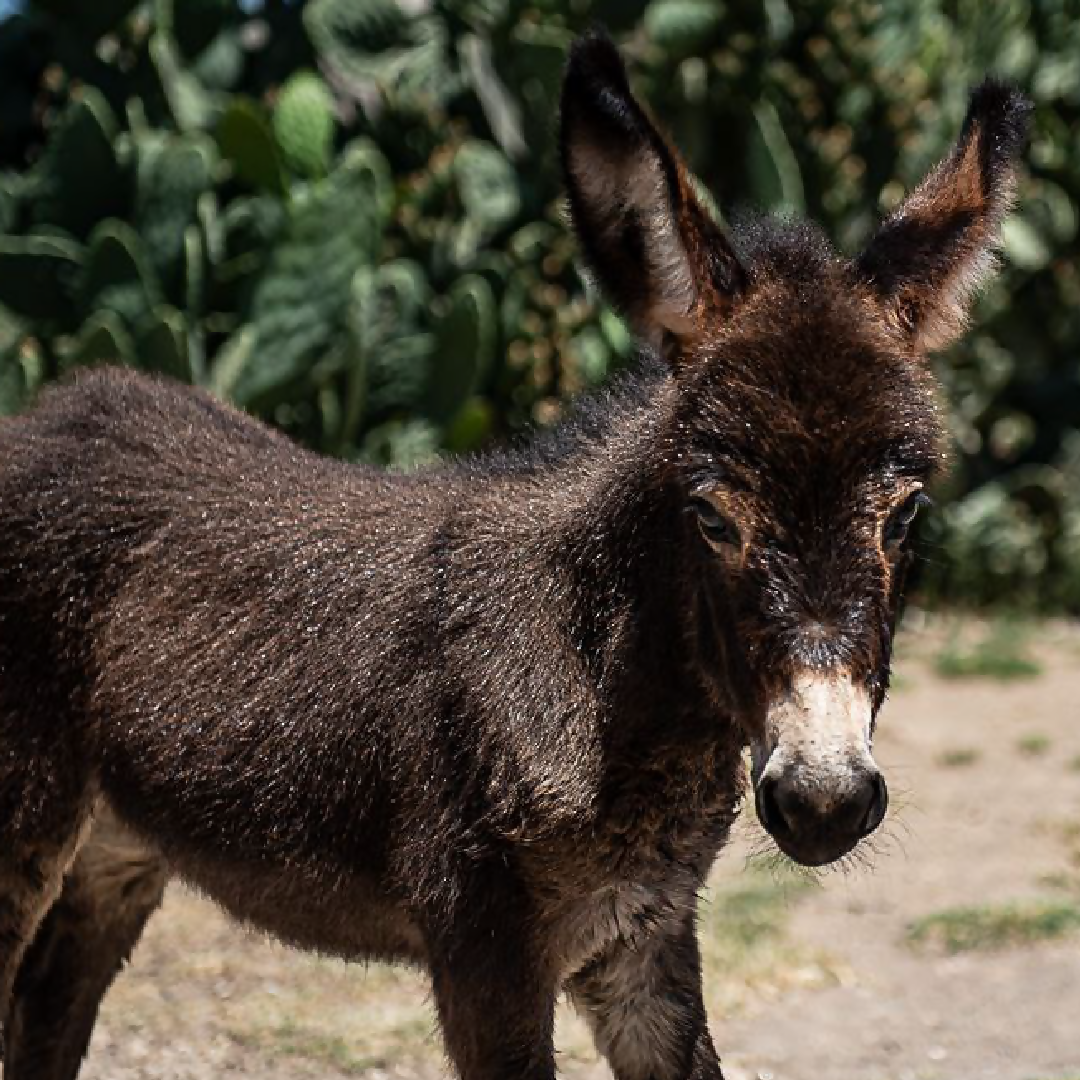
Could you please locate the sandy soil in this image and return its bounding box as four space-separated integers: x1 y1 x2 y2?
69 621 1080 1080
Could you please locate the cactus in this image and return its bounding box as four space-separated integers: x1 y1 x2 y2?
453 139 520 234
63 310 137 372
217 98 287 195
1 0 1079 606
79 220 160 334
304 0 417 83
0 234 83 325
643 0 727 53
274 72 336 179
151 31 214 132
423 274 496 424
32 89 127 239
135 135 217 292
361 418 441 468
362 260 435 416
231 141 392 407
140 305 192 382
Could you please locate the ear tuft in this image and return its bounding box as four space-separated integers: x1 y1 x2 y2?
564 28 634 106
964 78 1034 181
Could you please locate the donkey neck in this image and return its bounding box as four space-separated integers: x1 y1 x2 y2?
516 363 722 747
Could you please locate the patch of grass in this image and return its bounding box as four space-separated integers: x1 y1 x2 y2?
1039 871 1077 893
698 859 837 1016
1068 755 1080 773
908 899 1080 954
936 747 980 768
1017 734 1052 757
232 1023 384 1073
707 860 818 956
934 619 1043 681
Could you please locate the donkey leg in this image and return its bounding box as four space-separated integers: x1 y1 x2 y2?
0 816 93 1057
5 809 168 1080
425 872 557 1080
568 910 724 1080
0 717 95 1056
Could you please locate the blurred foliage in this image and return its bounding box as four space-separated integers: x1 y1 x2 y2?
0 0 1078 609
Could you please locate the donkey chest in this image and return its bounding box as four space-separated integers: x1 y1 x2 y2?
544 786 741 979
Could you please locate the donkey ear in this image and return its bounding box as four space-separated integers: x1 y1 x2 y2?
560 30 745 349
857 80 1032 354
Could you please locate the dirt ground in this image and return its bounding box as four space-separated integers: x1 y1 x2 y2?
73 619 1080 1080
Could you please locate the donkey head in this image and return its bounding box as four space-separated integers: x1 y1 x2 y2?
561 32 1030 866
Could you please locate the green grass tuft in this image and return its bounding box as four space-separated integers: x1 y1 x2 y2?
908 900 1080 954
934 619 1043 681
1017 734 1052 757
707 863 817 955
936 747 981 768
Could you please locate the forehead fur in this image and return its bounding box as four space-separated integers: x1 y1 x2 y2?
673 216 946 499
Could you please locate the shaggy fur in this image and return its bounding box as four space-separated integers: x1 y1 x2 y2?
0 30 1029 1080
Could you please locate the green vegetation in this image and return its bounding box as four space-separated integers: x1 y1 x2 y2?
934 619 1044 680
1017 733 1053 756
908 899 1080 953
936 747 981 768
1 1 1079 607
705 860 819 959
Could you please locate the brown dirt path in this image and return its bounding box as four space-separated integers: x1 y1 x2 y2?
74 622 1080 1080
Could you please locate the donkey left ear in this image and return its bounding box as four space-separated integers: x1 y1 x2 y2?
857 79 1032 354
560 30 745 350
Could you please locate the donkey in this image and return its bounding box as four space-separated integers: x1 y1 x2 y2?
0 30 1030 1080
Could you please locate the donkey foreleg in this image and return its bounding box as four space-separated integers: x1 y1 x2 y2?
568 909 724 1080
5 810 168 1080
425 865 558 1080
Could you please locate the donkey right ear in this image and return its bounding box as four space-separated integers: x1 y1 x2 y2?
560 30 746 349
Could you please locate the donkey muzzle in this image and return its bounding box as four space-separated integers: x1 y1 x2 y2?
751 671 887 866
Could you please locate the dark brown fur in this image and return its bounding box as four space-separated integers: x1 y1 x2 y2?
0 32 1029 1080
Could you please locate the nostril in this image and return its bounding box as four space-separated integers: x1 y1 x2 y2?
858 772 889 837
756 775 802 839
755 776 784 837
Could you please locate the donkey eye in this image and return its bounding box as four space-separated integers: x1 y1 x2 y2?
883 491 932 548
689 497 741 549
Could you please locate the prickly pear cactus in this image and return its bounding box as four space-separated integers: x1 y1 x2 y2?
232 140 391 407
0 0 1078 608
424 274 496 424
274 72 336 179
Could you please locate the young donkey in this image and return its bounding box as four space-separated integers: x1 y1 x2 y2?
0 32 1030 1080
